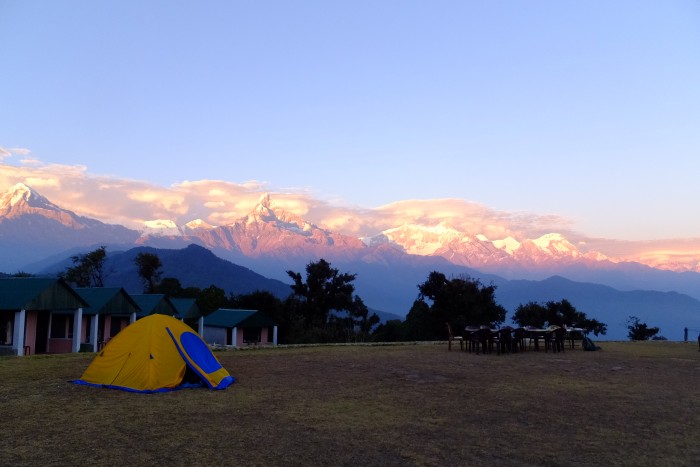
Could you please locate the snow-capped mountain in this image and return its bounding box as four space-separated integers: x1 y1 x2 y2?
191 194 367 259
183 219 214 231
0 183 140 270
362 224 599 269
1 182 100 228
140 219 184 237
2 183 699 297
4 183 700 332
0 183 611 271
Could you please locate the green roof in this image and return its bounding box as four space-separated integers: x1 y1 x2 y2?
74 288 141 316
130 294 178 318
0 278 88 311
169 298 201 320
203 308 276 328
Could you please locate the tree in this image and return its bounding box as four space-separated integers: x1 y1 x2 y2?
626 316 660 341
285 258 377 343
153 277 185 297
197 285 228 315
371 319 406 342
12 271 34 277
135 252 163 293
415 271 506 340
63 246 107 287
512 302 548 329
512 299 607 336
287 258 357 329
403 299 437 341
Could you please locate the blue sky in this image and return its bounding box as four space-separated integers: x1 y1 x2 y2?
1 1 700 241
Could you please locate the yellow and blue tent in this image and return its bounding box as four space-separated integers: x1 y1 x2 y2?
73 314 234 393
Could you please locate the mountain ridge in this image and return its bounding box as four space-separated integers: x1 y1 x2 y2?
3 182 700 338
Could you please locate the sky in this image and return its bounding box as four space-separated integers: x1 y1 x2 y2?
1 1 700 254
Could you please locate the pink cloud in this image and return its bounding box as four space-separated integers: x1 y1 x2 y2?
3 158 698 270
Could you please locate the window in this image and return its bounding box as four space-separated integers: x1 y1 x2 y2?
50 315 73 339
242 327 261 343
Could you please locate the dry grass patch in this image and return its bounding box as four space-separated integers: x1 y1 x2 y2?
1 342 699 466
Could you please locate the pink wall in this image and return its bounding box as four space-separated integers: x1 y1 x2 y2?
81 316 89 343
103 315 111 340
25 311 38 356
236 327 269 346
48 338 72 354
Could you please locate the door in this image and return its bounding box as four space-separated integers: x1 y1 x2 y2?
35 312 50 354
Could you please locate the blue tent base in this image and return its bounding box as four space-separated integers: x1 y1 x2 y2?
70 378 234 394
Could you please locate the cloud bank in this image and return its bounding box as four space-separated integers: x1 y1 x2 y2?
2 152 699 264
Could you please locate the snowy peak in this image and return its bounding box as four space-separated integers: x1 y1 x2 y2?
141 219 183 237
369 223 466 255
184 219 214 230
244 193 314 235
0 183 92 229
0 183 62 213
365 224 595 268
528 233 580 257
364 223 510 267
493 236 521 254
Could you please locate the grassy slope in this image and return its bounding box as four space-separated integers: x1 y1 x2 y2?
1 342 699 466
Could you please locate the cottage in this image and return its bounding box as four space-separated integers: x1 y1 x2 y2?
73 287 141 351
202 308 278 347
130 294 178 319
170 297 203 332
0 277 88 356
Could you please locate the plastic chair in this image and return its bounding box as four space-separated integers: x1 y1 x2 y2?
446 323 464 351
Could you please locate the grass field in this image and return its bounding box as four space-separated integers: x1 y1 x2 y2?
1 341 699 466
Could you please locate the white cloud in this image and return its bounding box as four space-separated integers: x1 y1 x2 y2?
0 146 32 161
23 176 60 188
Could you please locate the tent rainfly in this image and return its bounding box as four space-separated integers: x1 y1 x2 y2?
73 314 234 393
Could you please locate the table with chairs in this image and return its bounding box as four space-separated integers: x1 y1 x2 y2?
452 324 586 355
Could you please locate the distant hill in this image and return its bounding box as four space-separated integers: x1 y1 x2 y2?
35 244 700 339
7 183 700 338
42 244 293 299
41 243 403 322
494 275 700 341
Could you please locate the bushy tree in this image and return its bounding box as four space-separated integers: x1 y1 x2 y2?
197 285 228 315
63 246 107 287
287 259 356 328
12 271 34 277
413 271 506 340
512 301 548 328
403 299 436 341
135 252 163 293
285 259 378 343
626 316 660 341
153 277 185 297
512 299 607 336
